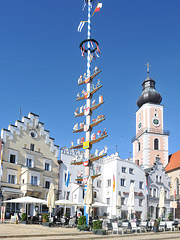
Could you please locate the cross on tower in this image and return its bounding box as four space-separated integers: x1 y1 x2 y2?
145 62 151 76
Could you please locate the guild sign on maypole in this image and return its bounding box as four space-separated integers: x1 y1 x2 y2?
70 0 108 223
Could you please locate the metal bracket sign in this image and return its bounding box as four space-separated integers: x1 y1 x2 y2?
83 141 89 149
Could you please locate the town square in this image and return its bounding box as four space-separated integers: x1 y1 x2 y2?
0 0 180 239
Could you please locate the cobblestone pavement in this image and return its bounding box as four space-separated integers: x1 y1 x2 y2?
0 224 180 240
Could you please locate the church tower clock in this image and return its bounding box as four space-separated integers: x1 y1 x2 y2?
132 63 169 168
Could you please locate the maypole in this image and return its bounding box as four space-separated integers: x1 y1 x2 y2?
70 0 107 225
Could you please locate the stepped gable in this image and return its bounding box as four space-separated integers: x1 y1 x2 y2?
1 112 59 158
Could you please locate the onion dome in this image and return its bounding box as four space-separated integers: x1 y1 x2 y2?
137 64 162 108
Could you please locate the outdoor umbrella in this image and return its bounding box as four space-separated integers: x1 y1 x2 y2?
55 199 83 206
159 187 165 218
116 191 122 218
4 196 46 220
47 183 55 218
4 196 46 204
127 182 135 220
84 176 93 214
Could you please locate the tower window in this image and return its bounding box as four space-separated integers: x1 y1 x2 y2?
138 142 141 152
154 138 159 150
30 144 35 151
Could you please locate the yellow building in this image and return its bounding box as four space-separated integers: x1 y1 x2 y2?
0 112 59 217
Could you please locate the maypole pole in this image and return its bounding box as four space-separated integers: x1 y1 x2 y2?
70 0 107 226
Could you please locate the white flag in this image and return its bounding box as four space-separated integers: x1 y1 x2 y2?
78 21 85 32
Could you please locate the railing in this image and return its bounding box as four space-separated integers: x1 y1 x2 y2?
131 128 170 142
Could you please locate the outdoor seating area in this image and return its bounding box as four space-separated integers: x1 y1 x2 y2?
101 219 180 235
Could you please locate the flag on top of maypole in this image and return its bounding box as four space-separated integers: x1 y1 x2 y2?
78 21 86 32
95 2 102 12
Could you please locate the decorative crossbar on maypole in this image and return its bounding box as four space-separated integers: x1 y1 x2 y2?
70 0 107 225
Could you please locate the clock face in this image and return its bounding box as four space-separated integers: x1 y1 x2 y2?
153 118 160 126
138 121 142 129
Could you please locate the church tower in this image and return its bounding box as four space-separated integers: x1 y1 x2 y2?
132 63 169 168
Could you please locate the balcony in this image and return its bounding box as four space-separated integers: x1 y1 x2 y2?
132 128 170 143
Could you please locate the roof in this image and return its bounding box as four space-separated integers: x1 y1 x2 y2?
165 150 180 172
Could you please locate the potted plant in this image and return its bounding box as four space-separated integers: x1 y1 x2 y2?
92 220 106 235
168 213 173 221
21 213 27 224
42 213 50 227
77 216 90 231
153 219 159 232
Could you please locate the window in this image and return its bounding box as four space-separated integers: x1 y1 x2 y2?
93 192 97 199
31 176 38 186
154 138 159 150
97 180 101 188
139 199 143 206
8 175 15 184
106 198 110 205
44 159 52 172
107 179 111 187
66 192 70 200
30 144 35 151
45 181 50 189
156 175 158 182
176 178 179 196
122 167 126 173
121 178 126 187
138 142 141 152
45 163 50 171
153 189 157 197
26 158 32 168
165 190 167 199
64 173 67 182
130 180 135 184
139 181 143 189
121 197 125 205
10 154 16 164
149 188 152 197
129 168 134 174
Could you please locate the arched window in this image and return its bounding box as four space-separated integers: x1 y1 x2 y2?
154 138 159 150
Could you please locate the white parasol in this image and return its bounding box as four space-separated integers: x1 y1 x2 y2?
127 182 135 220
47 183 55 218
159 187 165 218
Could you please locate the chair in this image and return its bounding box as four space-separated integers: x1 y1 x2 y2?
131 221 141 233
159 221 166 231
69 218 76 227
140 221 148 232
166 221 174 231
112 222 123 234
122 221 131 233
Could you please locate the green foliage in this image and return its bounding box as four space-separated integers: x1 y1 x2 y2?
168 213 173 221
42 213 49 222
77 225 90 231
147 212 150 220
21 213 27 221
78 215 86 226
92 220 102 230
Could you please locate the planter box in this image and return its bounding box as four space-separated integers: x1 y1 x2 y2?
153 226 159 232
42 222 52 227
93 229 107 235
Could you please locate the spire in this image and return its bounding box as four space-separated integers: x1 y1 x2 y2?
137 63 162 108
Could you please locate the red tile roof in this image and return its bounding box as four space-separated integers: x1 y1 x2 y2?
165 150 180 172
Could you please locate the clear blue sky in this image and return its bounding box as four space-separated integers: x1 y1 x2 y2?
0 0 180 159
